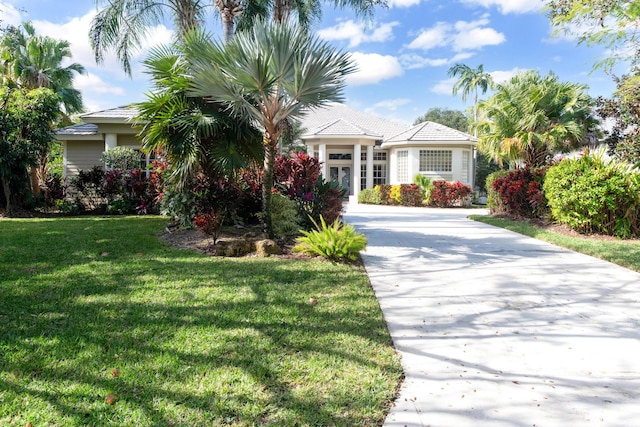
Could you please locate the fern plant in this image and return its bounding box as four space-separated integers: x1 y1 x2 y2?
293 215 367 261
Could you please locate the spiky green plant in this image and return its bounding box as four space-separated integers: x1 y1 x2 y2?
294 215 367 261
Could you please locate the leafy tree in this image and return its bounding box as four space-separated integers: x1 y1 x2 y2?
1 22 85 196
413 107 469 131
0 88 60 214
546 0 640 70
448 63 494 132
135 41 263 188
186 21 354 237
476 70 599 168
597 69 640 165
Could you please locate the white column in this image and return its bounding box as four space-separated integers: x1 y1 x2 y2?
319 143 327 181
353 144 361 201
366 145 374 189
105 133 117 151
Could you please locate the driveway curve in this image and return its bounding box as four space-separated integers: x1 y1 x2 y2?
344 204 640 427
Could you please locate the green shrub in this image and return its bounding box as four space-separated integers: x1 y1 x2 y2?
486 170 510 214
106 198 136 215
101 147 142 171
270 193 302 238
358 188 381 204
544 149 640 238
294 215 367 261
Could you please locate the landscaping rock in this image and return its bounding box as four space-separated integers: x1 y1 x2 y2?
215 240 252 257
255 239 282 257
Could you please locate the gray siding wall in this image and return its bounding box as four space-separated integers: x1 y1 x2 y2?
65 141 104 177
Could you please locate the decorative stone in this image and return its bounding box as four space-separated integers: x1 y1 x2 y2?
255 239 282 257
215 240 252 257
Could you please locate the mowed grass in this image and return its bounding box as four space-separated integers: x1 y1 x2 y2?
469 215 640 272
0 216 401 426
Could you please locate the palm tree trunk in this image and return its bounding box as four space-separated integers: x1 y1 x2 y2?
2 176 12 216
262 136 276 238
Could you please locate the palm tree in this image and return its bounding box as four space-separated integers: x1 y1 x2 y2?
135 42 263 188
476 70 599 168
185 21 355 237
448 63 494 133
2 22 85 115
1 22 86 195
90 0 214 75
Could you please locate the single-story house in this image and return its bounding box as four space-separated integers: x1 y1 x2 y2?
56 103 478 198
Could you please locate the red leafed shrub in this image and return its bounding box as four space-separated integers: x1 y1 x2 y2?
491 168 547 218
400 184 422 207
429 180 472 207
274 151 321 200
194 209 225 245
376 184 393 205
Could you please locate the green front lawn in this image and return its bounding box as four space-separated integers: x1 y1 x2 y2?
0 217 401 426
469 215 640 272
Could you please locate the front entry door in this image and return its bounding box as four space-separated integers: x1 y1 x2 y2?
330 166 351 195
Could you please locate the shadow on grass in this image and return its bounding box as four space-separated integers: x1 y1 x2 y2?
0 217 401 426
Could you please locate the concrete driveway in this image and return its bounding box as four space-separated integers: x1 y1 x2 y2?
344 204 640 427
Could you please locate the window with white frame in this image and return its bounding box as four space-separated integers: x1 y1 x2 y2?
373 152 387 161
396 150 408 182
373 164 387 185
361 164 367 190
462 150 470 184
419 150 452 173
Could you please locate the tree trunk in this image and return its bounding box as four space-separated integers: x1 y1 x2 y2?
30 166 41 196
1 176 12 216
262 136 276 238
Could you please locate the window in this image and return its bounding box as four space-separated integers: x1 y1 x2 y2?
419 150 452 173
361 152 367 161
329 153 352 160
373 164 387 185
373 152 387 161
396 150 408 182
361 164 367 190
462 150 470 184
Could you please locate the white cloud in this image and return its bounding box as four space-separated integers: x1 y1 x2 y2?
407 16 505 52
74 73 127 97
317 20 399 48
367 98 411 111
0 1 22 26
31 10 173 77
458 0 544 14
431 77 457 95
346 52 404 85
388 0 421 7
490 67 529 84
406 22 449 51
399 52 474 70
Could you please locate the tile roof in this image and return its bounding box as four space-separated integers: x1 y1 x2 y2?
384 121 478 144
79 105 139 121
55 123 98 136
303 118 382 138
298 103 408 140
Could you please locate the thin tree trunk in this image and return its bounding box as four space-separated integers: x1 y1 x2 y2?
262 136 276 238
2 176 12 216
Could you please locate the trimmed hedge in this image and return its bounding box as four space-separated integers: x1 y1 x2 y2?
358 182 467 208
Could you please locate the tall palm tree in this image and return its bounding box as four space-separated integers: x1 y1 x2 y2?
185 21 355 237
90 0 213 75
2 22 85 115
448 63 494 133
476 70 599 168
135 42 263 188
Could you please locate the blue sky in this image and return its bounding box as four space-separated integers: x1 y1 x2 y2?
0 0 624 124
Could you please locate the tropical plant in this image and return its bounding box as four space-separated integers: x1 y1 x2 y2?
476 70 599 168
90 0 211 75
101 146 142 171
0 87 60 215
490 167 547 218
448 63 494 131
136 42 263 189
546 0 640 70
413 174 433 203
294 215 367 261
429 180 472 208
270 193 301 238
186 21 354 237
